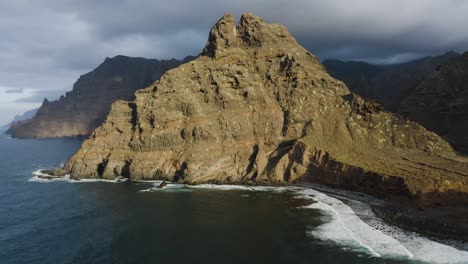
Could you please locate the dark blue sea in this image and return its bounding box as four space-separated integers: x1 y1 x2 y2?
0 131 466 264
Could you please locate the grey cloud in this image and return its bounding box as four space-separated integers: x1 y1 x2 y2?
5 89 24 94
15 89 68 103
0 0 468 123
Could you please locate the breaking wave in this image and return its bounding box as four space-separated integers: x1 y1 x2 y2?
188 184 468 264
138 181 192 192
30 170 127 183
28 171 468 263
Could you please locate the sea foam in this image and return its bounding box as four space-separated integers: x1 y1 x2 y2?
138 182 192 192
188 184 468 264
30 170 127 183
297 188 412 258
28 171 468 263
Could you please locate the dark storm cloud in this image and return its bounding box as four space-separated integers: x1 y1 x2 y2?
1 0 468 124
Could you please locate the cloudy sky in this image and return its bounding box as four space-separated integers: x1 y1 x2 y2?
1 0 467 125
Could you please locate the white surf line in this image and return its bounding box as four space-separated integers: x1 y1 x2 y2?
138 182 192 192
26 174 468 263
296 187 468 264
69 178 128 183
310 202 381 257
189 184 411 258
190 184 257 191
297 188 414 259
191 185 468 262
133 180 164 183
29 170 71 182
30 170 127 183
343 197 468 264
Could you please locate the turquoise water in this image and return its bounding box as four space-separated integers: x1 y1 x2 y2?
0 132 465 264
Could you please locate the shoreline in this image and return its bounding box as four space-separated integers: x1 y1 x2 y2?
372 201 468 249
33 170 468 253
296 182 468 250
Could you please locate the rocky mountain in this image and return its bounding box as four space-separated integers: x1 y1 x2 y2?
400 52 468 153
6 55 193 138
323 52 458 110
64 13 467 206
1 108 38 130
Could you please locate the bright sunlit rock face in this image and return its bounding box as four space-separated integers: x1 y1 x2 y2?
65 13 468 207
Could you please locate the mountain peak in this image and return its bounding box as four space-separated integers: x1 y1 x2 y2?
203 13 296 58
202 13 237 57
41 98 50 106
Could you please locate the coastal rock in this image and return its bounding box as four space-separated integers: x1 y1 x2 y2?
38 168 68 179
400 52 468 153
65 13 468 206
7 56 193 138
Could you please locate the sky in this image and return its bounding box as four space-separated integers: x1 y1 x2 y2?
1 0 468 125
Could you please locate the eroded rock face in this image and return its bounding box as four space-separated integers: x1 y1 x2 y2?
7 55 192 138
400 52 468 154
65 13 468 206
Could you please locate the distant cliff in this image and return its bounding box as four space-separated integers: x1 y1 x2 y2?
400 52 468 153
323 52 458 110
1 108 38 131
6 55 193 138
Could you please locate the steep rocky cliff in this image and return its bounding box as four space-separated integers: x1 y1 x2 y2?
7 55 192 138
400 52 468 153
65 13 468 206
323 52 458 110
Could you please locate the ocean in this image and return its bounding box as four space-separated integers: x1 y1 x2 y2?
0 131 467 264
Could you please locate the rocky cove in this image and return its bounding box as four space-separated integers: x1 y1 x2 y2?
36 13 467 212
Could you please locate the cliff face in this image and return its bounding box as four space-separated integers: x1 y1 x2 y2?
65 14 468 206
400 52 468 153
7 55 191 138
323 52 458 110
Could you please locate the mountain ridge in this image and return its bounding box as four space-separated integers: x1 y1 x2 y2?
6 55 193 138
323 51 459 110
400 52 468 153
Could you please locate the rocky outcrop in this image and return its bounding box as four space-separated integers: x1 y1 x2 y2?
323 52 458 110
65 13 468 206
400 52 468 153
7 55 193 138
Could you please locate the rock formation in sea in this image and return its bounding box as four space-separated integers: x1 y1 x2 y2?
323 52 458 110
6 55 193 138
400 52 468 153
64 13 468 206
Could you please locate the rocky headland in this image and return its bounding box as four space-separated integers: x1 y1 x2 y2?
7 55 193 138
62 13 468 207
